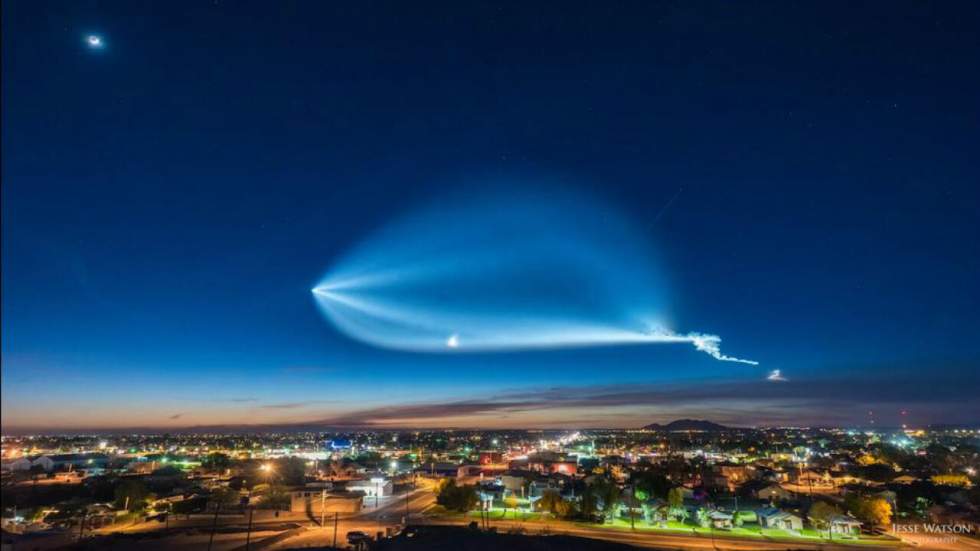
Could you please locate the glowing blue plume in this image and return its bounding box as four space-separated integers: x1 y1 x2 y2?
312 188 757 365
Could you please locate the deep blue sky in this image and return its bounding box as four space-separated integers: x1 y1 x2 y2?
3 1 979 431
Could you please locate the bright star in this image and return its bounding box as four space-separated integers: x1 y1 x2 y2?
86 35 104 48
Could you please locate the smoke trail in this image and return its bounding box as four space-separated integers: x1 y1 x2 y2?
312 187 757 365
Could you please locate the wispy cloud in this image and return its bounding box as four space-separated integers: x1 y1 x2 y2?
304 369 979 428
258 401 325 410
260 403 305 410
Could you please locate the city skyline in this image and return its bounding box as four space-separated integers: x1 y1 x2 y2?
3 2 980 433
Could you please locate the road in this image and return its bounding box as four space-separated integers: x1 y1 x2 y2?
406 517 903 551
35 488 924 551
885 528 980 551
37 487 437 550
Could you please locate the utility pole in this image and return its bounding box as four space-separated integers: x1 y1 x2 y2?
629 486 635 530
207 501 221 551
244 506 254 551
320 489 326 528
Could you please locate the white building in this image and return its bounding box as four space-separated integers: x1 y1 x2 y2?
348 476 392 498
7 456 55 472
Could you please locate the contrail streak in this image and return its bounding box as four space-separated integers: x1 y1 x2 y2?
311 187 758 366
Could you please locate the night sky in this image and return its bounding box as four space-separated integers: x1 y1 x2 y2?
3 1 979 432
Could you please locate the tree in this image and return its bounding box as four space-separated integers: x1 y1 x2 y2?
913 497 933 519
172 496 206 518
633 472 671 500
590 478 620 519
695 508 711 528
151 465 183 477
860 463 896 483
354 451 383 469
862 498 892 526
554 498 576 519
258 484 291 510
856 454 880 466
114 480 150 511
666 486 686 521
435 479 478 512
202 453 232 471
808 501 839 532
275 457 308 486
846 494 892 526
536 490 565 516
579 486 599 518
503 494 520 518
209 486 241 511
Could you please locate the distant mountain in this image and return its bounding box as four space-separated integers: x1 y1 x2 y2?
642 419 729 432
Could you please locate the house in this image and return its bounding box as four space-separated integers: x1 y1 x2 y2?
8 456 56 472
707 510 733 529
528 477 561 499
498 472 531 495
527 452 578 476
347 475 392 498
545 462 578 475
477 483 505 509
643 498 669 525
322 460 363 480
6 457 37 471
828 514 862 537
756 507 803 531
714 462 752 486
757 484 793 502
479 452 504 465
457 465 483 478
794 469 834 489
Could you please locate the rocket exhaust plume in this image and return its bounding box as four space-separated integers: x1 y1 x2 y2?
312 187 757 365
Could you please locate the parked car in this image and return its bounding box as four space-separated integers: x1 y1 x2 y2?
347 530 371 544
